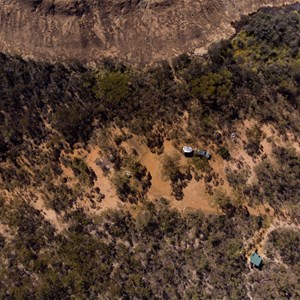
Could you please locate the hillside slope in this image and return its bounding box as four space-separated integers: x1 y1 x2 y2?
0 3 299 299
0 0 297 65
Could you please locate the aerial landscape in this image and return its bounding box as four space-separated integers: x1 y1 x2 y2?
0 0 299 299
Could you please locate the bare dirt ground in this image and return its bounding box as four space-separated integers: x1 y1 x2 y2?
83 122 299 217
0 187 68 234
60 163 75 179
124 135 215 212
126 134 269 215
31 194 67 233
246 204 274 217
173 179 220 214
0 224 15 240
139 139 221 214
260 123 300 154
2 119 298 238
224 119 299 186
16 121 299 222
85 146 121 211
0 0 295 66
141 147 173 200
126 136 174 200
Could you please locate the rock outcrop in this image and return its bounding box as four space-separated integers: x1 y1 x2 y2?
0 0 297 65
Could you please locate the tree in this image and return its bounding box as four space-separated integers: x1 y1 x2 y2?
93 71 130 106
161 154 181 182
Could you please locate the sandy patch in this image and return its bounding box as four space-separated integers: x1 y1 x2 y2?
85 147 120 210
210 154 232 191
60 163 75 179
0 223 15 240
140 145 173 200
261 123 300 154
140 139 220 213
31 196 67 233
172 179 220 214
246 204 274 217
126 137 176 200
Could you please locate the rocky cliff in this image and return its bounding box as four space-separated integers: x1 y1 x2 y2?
0 0 298 65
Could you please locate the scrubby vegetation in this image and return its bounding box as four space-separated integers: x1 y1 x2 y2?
0 199 262 299
244 146 300 218
0 4 299 299
1 5 300 159
248 228 300 299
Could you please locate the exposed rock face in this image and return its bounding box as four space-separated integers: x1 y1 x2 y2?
0 0 297 65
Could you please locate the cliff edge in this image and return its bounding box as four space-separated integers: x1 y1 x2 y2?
0 0 297 65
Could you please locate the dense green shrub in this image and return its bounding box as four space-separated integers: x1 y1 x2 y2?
217 146 230 160
93 71 130 105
